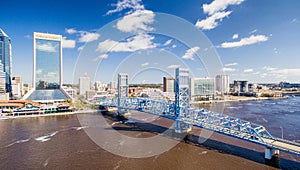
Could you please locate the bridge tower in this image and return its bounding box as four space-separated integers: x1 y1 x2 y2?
117 73 129 115
174 68 191 133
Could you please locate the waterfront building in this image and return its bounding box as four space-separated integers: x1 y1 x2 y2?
79 76 91 96
23 32 70 102
233 80 248 93
62 86 76 99
86 90 96 101
190 77 215 100
11 76 22 98
163 77 175 92
0 28 12 94
215 75 229 95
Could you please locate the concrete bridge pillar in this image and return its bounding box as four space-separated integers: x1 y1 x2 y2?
174 120 192 133
265 147 279 159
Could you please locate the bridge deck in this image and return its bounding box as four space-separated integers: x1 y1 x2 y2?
263 138 300 155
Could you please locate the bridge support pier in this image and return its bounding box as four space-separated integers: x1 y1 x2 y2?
174 120 192 133
265 147 279 160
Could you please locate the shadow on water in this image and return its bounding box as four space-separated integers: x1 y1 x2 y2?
101 111 300 169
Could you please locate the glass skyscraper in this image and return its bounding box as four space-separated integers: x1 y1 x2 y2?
24 32 70 102
0 28 12 94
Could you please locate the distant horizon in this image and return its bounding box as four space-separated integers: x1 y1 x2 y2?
1 0 300 84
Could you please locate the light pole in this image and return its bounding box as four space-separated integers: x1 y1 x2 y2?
280 126 283 139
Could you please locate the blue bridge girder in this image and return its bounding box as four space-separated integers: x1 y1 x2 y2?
99 97 300 156
100 97 278 144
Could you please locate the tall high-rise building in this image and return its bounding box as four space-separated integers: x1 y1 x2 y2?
0 28 12 94
233 80 248 93
23 32 70 102
163 77 175 92
0 62 6 93
215 75 230 94
190 77 215 100
79 76 91 96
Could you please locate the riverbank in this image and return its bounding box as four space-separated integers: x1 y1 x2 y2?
0 109 98 120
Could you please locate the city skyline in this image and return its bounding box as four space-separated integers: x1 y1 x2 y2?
1 0 300 84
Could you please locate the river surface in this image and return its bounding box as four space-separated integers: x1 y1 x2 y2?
0 96 299 169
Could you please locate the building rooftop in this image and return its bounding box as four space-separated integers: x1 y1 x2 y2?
0 28 8 37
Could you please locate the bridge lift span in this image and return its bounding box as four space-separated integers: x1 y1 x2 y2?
100 69 300 160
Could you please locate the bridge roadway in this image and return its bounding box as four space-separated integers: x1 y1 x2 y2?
99 97 300 157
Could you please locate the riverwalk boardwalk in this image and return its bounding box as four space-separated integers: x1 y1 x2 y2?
99 70 300 160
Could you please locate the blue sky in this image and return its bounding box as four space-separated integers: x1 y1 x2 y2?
1 0 300 84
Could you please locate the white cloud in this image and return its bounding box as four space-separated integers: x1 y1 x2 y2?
221 35 268 48
65 28 77 34
182 46 200 60
222 67 236 72
262 66 277 71
141 62 149 67
249 29 257 34
36 42 57 52
77 45 84 51
172 44 177 48
163 39 173 46
116 10 155 33
244 69 253 73
106 0 144 15
195 11 232 30
62 38 76 48
96 33 157 52
167 65 180 69
93 54 109 61
203 0 244 15
270 68 300 76
232 34 238 39
224 62 238 67
36 69 42 74
79 32 100 43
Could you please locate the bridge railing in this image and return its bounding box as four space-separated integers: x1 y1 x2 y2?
99 97 275 144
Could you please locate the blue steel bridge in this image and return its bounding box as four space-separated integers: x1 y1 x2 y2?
99 68 300 160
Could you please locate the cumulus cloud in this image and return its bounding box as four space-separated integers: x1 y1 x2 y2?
196 0 244 30
203 0 245 15
77 45 84 51
79 32 100 43
93 54 109 61
167 65 180 69
36 42 57 52
232 34 238 39
106 0 144 15
222 67 236 72
262 66 277 71
65 28 77 34
96 33 157 52
182 46 200 60
244 69 253 73
224 62 238 67
221 35 268 48
141 62 149 67
195 11 232 30
62 37 76 48
116 10 155 33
